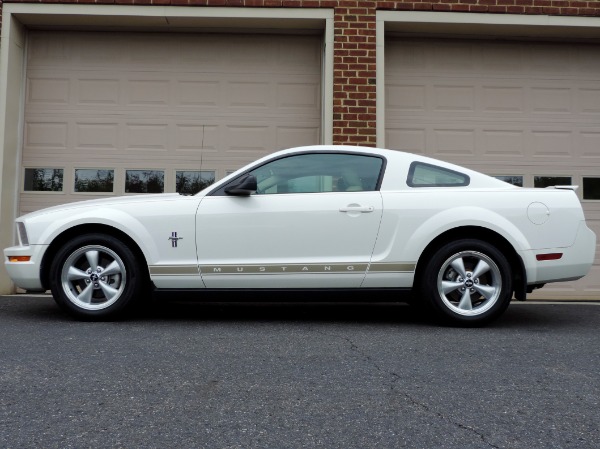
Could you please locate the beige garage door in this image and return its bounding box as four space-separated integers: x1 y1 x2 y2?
21 31 321 214
386 37 600 299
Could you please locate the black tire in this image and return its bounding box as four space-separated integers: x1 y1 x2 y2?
49 233 144 320
419 239 512 326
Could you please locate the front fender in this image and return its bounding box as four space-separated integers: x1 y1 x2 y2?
27 208 160 264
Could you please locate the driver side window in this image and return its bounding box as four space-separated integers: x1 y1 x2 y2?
250 153 383 195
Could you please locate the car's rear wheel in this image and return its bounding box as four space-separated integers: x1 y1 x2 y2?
49 233 143 320
420 239 512 326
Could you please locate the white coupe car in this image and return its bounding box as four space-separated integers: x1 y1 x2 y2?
4 145 596 325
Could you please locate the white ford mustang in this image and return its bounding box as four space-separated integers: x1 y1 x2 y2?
3 146 596 325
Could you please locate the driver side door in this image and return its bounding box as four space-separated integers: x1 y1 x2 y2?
196 152 385 289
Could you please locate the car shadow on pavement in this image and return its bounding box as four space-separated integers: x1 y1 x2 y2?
2 294 598 329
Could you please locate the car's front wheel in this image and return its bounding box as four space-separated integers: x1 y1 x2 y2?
420 239 513 326
49 233 144 320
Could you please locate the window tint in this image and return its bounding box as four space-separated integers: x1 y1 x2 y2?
407 162 469 187
249 153 383 195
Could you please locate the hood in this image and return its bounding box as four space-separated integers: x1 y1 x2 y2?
18 193 183 221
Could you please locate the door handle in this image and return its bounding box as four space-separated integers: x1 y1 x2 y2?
339 205 374 213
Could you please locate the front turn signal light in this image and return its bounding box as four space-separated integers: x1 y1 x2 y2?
8 256 31 262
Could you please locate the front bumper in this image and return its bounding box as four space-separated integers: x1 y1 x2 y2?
3 244 48 291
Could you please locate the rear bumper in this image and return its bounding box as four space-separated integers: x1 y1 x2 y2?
3 244 48 291
520 221 596 285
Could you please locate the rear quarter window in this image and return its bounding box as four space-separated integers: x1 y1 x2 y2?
407 162 470 187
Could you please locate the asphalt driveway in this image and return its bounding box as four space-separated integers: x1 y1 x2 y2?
0 295 599 449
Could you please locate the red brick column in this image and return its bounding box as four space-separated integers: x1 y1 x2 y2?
333 3 377 146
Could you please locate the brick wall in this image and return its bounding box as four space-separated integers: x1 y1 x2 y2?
3 0 600 145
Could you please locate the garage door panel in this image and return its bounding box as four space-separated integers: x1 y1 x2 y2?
276 126 321 149
579 131 600 159
27 77 70 106
75 122 120 151
482 86 525 113
580 87 600 115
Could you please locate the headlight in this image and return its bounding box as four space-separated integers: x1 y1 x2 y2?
16 222 29 246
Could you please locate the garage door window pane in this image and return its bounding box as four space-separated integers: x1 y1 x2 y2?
126 170 164 193
583 178 600 200
494 175 523 187
24 168 64 192
534 176 571 188
74 169 114 193
176 171 215 195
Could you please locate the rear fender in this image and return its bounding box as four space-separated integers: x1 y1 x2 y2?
403 206 530 261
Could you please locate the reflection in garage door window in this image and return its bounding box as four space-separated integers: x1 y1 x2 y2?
74 169 114 193
583 177 600 200
125 170 164 194
176 170 215 195
493 175 523 187
534 176 571 188
24 168 64 192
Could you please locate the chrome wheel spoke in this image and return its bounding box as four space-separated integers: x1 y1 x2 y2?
85 250 99 271
99 282 119 300
457 289 473 310
441 280 463 295
102 260 123 277
474 283 497 300
67 266 89 281
450 258 467 279
472 260 490 279
77 283 94 304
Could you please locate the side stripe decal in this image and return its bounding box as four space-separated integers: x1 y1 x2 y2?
149 263 416 276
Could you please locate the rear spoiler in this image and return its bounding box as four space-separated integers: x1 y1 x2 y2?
546 185 579 191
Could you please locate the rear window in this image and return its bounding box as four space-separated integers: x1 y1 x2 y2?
407 162 470 187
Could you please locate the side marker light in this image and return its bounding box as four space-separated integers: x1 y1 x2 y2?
536 253 563 261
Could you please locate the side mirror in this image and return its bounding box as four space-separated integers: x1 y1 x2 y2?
224 174 257 196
